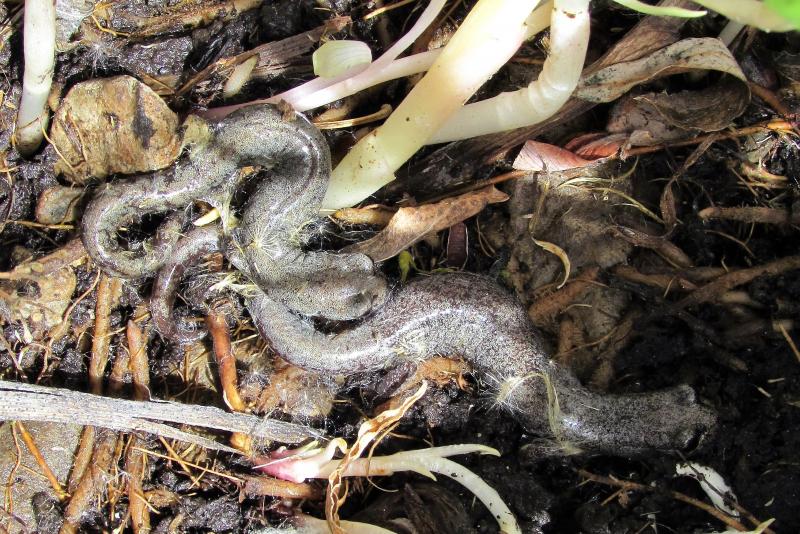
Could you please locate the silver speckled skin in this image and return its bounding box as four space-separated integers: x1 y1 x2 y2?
87 104 716 455
249 273 716 456
81 105 387 324
150 225 222 344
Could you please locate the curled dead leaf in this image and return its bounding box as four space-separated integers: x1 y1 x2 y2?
533 238 571 289
344 186 508 262
512 140 595 172
577 38 746 104
576 38 749 149
0 243 84 341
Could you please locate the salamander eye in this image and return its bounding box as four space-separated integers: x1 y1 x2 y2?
673 424 708 453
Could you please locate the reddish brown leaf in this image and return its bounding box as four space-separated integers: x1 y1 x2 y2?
512 141 594 172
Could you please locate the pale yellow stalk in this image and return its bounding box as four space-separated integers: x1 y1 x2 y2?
322 0 542 210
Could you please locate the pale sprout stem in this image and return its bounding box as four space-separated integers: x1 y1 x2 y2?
257 444 517 533
365 0 552 89
15 0 56 157
427 0 590 144
222 55 258 99
718 20 745 47
288 514 396 534
277 0 448 112
315 445 520 534
416 457 520 534
323 0 543 211
268 0 552 114
202 0 447 121
205 1 552 119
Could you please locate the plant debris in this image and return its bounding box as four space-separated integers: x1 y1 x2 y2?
1 1 800 532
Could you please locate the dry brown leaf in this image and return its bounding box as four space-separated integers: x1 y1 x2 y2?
512 140 595 172
634 78 749 133
344 186 508 262
50 76 182 184
605 79 750 146
575 38 749 149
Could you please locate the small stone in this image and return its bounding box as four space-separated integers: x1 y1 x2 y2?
49 75 182 184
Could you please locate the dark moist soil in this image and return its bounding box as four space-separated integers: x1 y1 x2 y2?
1 1 800 533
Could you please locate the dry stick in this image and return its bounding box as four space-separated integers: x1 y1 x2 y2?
577 469 770 534
613 265 697 293
89 275 123 395
177 17 349 96
748 81 797 127
68 274 122 493
625 121 793 157
124 320 151 534
59 429 118 534
528 266 601 327
14 422 68 501
778 323 800 364
698 206 800 225
610 226 694 269
0 381 319 452
207 312 247 413
242 475 323 500
206 312 251 453
674 256 800 310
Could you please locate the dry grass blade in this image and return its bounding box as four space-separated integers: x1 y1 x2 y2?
0 380 320 451
14 422 67 501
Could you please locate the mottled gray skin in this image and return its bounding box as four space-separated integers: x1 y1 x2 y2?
248 273 716 456
150 225 223 344
90 104 716 455
81 124 239 279
81 104 387 329
225 110 388 320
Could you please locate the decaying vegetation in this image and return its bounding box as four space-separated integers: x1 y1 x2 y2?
1 0 800 532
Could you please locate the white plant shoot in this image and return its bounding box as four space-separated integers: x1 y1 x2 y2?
15 0 56 157
322 0 543 211
427 0 590 144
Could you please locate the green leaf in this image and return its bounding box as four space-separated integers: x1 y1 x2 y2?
766 0 800 29
612 0 707 18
